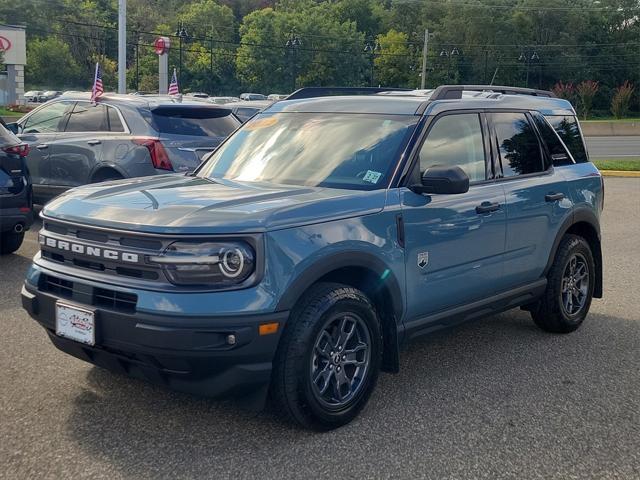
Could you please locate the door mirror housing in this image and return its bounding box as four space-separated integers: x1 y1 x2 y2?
5 122 20 135
411 165 470 195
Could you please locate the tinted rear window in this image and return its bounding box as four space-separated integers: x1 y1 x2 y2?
544 115 588 163
492 112 544 177
151 107 239 137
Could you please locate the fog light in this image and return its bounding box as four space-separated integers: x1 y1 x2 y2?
226 334 236 345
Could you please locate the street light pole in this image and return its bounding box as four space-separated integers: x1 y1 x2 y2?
117 0 126 93
175 24 190 86
518 49 539 88
285 34 302 92
439 47 460 82
364 40 380 87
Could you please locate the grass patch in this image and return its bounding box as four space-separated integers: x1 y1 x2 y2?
593 158 640 171
0 107 23 117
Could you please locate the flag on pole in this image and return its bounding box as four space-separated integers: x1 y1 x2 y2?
90 62 104 103
168 68 179 95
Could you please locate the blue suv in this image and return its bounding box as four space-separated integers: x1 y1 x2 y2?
22 86 603 430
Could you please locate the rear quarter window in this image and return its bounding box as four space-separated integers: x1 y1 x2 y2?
151 107 239 137
544 115 588 163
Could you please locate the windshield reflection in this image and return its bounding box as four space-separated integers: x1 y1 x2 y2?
198 113 418 190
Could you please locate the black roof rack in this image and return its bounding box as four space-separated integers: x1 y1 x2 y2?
430 85 555 100
286 86 412 100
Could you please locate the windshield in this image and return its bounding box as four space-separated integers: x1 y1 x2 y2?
198 112 418 190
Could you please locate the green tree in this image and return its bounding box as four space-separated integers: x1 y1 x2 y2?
25 37 83 89
374 30 416 87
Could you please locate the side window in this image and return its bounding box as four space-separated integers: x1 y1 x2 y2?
106 106 125 132
21 102 70 134
419 113 486 183
65 103 108 132
492 112 544 177
531 112 572 167
544 115 588 163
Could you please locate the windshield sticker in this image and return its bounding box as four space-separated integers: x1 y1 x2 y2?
362 170 382 184
244 116 278 131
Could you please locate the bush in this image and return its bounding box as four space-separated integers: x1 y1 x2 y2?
611 81 634 119
552 81 575 103
576 80 599 120
6 104 32 114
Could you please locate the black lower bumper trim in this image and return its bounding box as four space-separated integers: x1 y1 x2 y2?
22 283 288 408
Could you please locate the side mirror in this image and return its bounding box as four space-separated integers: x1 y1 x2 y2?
5 122 20 135
411 165 470 195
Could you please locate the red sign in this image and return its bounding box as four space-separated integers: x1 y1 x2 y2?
154 37 170 55
0 35 12 52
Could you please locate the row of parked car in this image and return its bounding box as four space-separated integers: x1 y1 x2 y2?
0 91 276 253
23 90 64 103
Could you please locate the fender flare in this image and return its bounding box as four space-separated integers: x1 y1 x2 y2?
544 207 603 297
275 250 404 322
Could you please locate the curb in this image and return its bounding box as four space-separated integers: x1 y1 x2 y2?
599 170 640 178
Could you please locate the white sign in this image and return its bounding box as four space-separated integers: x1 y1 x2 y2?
0 27 26 65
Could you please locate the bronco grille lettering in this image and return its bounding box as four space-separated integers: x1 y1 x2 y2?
40 235 140 263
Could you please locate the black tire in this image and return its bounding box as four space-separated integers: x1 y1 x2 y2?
531 234 595 333
0 231 25 255
270 282 382 431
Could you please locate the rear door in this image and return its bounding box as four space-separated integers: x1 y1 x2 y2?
150 106 240 172
488 111 572 288
17 101 73 203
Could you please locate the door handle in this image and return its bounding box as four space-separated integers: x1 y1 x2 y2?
475 201 501 214
545 192 565 202
87 140 102 146
36 144 49 150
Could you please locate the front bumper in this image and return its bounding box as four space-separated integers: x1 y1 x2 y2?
22 281 288 408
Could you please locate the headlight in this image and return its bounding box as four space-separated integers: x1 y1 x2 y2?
149 241 255 287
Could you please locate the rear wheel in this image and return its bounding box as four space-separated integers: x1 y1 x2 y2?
531 234 595 333
0 231 25 255
270 282 382 430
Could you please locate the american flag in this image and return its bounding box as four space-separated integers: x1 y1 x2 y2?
90 62 103 103
168 68 179 95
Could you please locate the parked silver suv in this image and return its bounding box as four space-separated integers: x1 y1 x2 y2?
7 93 241 204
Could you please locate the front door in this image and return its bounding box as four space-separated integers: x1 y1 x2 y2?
401 112 507 323
18 101 73 204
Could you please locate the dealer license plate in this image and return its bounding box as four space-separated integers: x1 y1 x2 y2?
55 302 95 346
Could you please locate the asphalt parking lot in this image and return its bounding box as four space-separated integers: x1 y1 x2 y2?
1 177 639 480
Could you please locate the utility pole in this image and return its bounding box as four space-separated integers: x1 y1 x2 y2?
420 28 430 89
117 0 126 93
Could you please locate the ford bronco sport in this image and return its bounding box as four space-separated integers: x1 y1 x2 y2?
22 86 603 430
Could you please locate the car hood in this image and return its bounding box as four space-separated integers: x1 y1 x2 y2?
42 174 387 234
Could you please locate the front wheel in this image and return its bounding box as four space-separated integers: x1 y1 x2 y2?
270 283 382 430
531 234 595 333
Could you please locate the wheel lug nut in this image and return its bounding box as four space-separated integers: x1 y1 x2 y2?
337 367 341 372
338 346 342 351
342 355 346 360
329 365 333 369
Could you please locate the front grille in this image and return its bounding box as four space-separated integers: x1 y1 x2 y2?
40 220 164 282
40 274 137 313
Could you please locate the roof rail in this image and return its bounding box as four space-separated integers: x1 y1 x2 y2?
430 85 555 101
286 86 412 100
